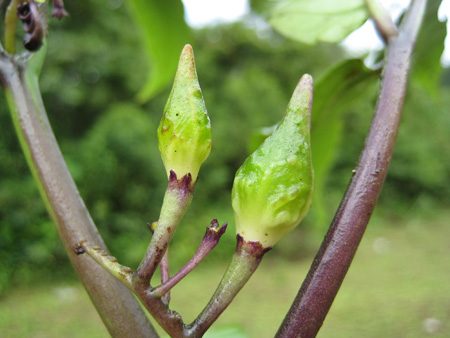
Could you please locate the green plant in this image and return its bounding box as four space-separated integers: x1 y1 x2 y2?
0 0 438 337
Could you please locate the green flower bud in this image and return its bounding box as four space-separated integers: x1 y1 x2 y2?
158 44 212 182
232 74 314 248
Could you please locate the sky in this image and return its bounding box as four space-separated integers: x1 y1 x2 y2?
182 0 450 65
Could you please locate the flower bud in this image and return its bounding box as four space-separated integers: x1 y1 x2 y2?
158 44 212 183
232 74 314 248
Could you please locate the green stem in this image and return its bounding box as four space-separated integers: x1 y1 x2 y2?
185 235 271 337
77 241 134 291
4 0 20 54
135 171 194 284
365 0 398 42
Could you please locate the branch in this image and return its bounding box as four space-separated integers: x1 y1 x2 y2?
276 0 428 337
0 51 159 338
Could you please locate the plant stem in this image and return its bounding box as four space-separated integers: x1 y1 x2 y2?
148 221 171 304
0 52 159 338
4 0 20 54
77 240 134 291
365 0 398 42
160 246 171 304
52 0 69 19
151 219 228 298
135 171 194 284
276 1 427 337
134 283 186 338
185 235 270 338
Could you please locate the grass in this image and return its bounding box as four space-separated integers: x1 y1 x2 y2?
0 213 449 337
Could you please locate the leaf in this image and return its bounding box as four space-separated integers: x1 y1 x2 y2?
410 0 446 98
310 59 378 225
126 0 191 102
269 0 369 45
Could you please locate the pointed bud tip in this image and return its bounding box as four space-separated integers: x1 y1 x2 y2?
295 74 313 100
179 44 195 68
182 44 193 54
299 73 313 87
289 73 313 123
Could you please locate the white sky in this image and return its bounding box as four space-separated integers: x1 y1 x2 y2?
182 0 250 27
182 0 450 65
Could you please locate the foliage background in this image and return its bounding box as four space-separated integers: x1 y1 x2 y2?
0 0 449 335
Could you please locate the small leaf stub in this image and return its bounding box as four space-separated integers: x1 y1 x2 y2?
157 44 212 183
232 74 314 248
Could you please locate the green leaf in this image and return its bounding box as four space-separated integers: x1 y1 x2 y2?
269 0 369 45
126 0 191 102
410 0 446 98
310 59 378 225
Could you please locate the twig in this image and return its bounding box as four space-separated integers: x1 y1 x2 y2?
185 235 271 338
4 0 20 54
160 246 171 304
135 171 194 284
148 221 171 304
152 219 228 297
276 1 427 337
75 240 134 290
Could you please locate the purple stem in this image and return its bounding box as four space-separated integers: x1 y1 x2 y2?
52 0 69 19
276 1 427 337
133 283 186 338
160 247 171 304
147 220 171 303
152 219 228 297
160 248 171 284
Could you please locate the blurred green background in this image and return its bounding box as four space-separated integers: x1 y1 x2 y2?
0 0 449 337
